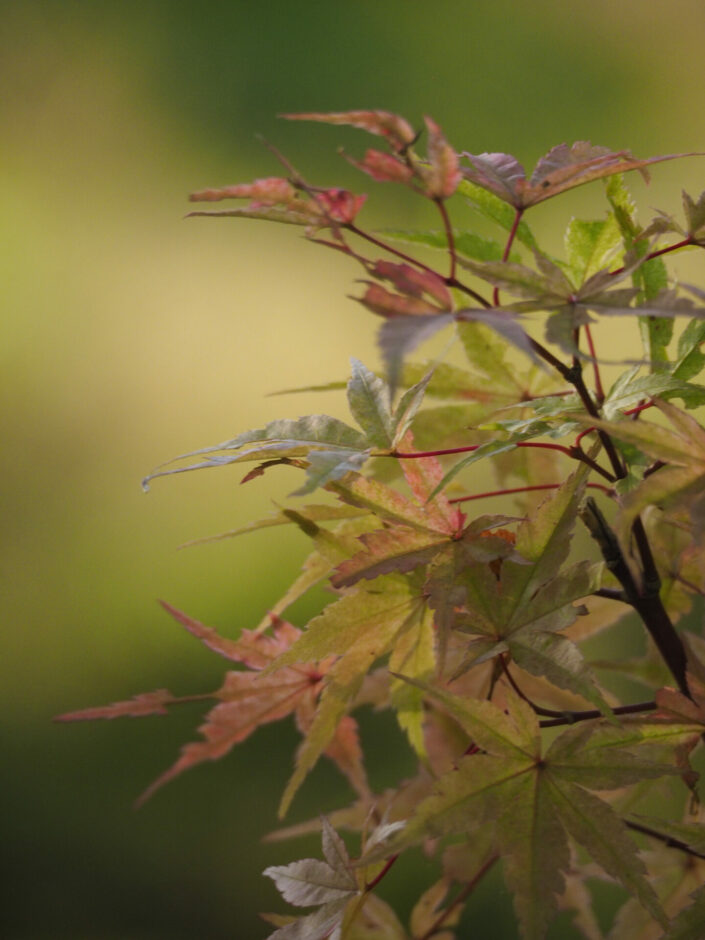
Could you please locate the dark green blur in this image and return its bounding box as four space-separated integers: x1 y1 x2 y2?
4 1 705 936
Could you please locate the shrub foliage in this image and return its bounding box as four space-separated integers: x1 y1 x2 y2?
59 111 705 939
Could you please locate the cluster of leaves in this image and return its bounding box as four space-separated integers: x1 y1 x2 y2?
59 110 705 938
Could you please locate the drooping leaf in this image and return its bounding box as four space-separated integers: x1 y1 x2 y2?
137 661 321 806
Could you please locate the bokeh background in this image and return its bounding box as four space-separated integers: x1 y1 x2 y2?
4 1 705 937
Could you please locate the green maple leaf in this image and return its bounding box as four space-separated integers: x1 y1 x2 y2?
363 683 680 940
259 575 427 815
440 468 610 708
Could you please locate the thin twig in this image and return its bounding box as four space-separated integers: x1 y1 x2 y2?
625 819 705 861
414 855 500 940
449 481 613 504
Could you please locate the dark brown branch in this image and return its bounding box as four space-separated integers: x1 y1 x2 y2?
625 819 705 861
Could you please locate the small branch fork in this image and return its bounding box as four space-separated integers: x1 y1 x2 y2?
625 819 705 862
499 657 657 727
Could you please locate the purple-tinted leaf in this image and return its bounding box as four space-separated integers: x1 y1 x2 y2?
454 309 545 370
461 152 526 206
377 313 453 394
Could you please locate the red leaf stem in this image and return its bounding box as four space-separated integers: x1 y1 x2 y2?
449 481 613 504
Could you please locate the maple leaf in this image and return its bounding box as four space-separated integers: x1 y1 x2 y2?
143 361 434 495
362 682 682 939
461 144 697 210
427 467 610 709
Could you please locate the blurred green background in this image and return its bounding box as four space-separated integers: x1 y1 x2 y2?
4 1 705 937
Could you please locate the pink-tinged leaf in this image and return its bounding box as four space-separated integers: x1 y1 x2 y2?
398 433 461 536
346 148 414 183
329 471 454 533
357 283 441 317
370 260 453 308
159 600 301 669
422 116 461 199
189 177 296 205
377 314 454 394
281 110 416 152
321 715 369 799
461 152 527 206
137 664 321 805
314 189 367 224
331 525 450 588
55 689 178 722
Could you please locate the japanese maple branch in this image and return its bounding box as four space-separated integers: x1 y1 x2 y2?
500 658 657 724
625 820 705 861
580 498 689 695
538 701 657 728
525 332 689 693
